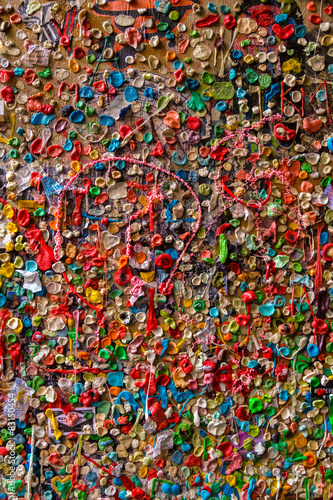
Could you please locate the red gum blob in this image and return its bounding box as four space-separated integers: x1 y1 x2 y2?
272 23 295 39
17 209 31 227
73 46 85 59
194 14 220 28
23 69 36 84
70 141 82 162
119 125 133 139
151 140 164 156
223 14 236 29
186 116 201 130
174 68 185 82
323 243 333 261
0 86 13 103
30 138 43 155
307 1 316 11
93 80 106 92
178 38 190 53
210 145 227 160
309 14 321 24
0 70 14 83
274 123 296 141
10 13 21 23
124 27 142 48
303 117 322 133
47 145 64 157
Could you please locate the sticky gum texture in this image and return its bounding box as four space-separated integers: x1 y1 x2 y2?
2 0 333 499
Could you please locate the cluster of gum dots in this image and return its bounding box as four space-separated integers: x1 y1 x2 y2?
3 0 333 499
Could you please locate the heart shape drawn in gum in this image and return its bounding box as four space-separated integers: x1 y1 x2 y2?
272 23 295 40
51 476 73 500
